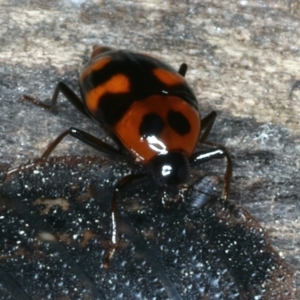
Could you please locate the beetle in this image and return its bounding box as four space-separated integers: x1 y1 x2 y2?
16 46 232 266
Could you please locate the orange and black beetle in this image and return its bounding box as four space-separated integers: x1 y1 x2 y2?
20 46 232 265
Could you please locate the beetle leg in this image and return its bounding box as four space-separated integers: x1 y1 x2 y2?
103 173 148 268
199 111 217 142
289 80 300 99
178 63 188 77
23 83 126 151
23 82 90 118
40 127 123 159
5 128 124 180
189 144 232 200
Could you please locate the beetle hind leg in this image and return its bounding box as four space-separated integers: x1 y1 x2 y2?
178 63 188 77
23 82 90 118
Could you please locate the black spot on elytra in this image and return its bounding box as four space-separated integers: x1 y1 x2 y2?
167 110 190 135
139 113 164 138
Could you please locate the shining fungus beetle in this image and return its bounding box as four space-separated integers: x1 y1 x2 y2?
9 46 233 267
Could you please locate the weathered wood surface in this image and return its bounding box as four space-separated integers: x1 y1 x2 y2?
0 0 299 297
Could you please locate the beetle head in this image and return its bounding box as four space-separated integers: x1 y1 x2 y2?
147 152 189 187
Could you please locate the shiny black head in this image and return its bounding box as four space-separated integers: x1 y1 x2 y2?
147 152 190 187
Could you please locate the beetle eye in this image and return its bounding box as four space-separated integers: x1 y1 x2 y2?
148 152 189 186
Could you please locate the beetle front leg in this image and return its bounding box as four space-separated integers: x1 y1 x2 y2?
103 173 147 268
189 145 232 200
